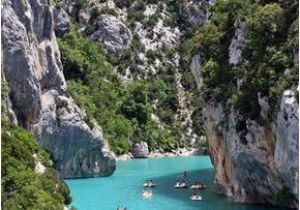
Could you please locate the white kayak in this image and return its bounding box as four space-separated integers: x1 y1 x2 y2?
144 183 156 187
174 183 189 188
190 184 206 189
190 195 202 201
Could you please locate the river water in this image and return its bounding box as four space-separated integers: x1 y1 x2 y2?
66 156 281 210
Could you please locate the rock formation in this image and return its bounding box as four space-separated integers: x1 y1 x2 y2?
53 4 71 37
90 14 132 53
228 18 246 65
202 100 298 206
180 0 211 28
190 8 299 207
1 0 116 178
131 141 149 158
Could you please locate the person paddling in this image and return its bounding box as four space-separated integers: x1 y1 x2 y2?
183 171 187 179
181 171 188 183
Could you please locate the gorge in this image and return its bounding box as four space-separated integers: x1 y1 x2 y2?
1 0 299 209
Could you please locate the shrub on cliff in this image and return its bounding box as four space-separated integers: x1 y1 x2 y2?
182 0 298 119
1 120 73 210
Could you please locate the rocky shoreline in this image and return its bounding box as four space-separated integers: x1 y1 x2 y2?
116 147 207 161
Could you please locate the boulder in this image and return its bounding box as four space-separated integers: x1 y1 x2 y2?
131 142 149 158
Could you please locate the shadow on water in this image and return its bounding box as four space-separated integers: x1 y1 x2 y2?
152 168 282 210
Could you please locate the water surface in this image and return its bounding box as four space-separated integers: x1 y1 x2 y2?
67 156 281 210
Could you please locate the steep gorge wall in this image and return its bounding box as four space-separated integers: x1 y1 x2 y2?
202 95 298 206
190 7 299 207
1 0 116 178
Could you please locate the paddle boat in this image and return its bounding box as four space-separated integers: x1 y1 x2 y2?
190 183 206 190
143 180 156 187
174 181 189 188
190 194 203 201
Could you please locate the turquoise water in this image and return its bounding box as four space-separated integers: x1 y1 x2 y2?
66 156 282 210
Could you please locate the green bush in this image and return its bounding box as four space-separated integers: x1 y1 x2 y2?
1 120 73 210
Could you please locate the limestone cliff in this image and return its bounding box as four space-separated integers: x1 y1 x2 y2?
1 0 116 178
190 5 299 207
202 94 298 207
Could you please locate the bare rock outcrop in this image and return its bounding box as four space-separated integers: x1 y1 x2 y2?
2 0 116 178
274 90 299 198
53 5 70 37
228 18 246 65
180 0 212 28
202 103 293 205
90 14 132 53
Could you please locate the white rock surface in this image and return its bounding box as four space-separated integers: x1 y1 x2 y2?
2 0 116 178
274 90 299 198
90 14 132 53
229 19 245 65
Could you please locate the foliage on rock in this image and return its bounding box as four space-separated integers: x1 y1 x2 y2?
1 120 73 210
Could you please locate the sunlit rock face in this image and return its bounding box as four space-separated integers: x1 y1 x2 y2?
274 90 299 198
2 0 116 178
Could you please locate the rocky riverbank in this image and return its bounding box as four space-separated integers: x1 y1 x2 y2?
117 147 207 161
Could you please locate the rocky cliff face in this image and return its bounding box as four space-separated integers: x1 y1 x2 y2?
202 96 298 206
1 0 116 178
274 90 299 199
190 12 299 208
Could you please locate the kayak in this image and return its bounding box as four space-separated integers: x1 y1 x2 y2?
174 184 189 188
190 195 203 201
144 183 156 187
190 184 206 189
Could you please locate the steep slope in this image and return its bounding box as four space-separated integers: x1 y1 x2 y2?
1 0 116 178
184 0 299 207
55 0 212 156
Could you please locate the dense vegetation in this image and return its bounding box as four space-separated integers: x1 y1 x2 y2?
181 0 298 121
1 120 74 210
59 27 184 155
57 0 298 154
